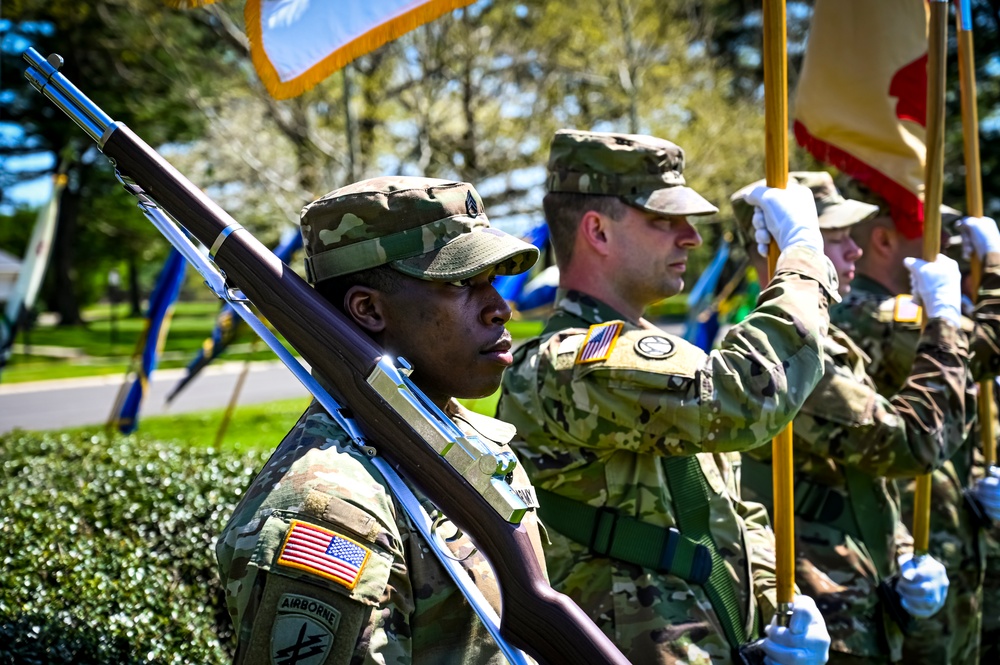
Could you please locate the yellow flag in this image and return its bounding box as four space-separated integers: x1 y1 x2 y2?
793 0 929 238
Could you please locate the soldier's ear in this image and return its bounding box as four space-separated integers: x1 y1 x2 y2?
869 225 895 260
579 209 611 257
344 285 386 335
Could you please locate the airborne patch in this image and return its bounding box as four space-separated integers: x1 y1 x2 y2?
575 322 623 365
277 520 371 590
271 593 340 665
893 295 922 323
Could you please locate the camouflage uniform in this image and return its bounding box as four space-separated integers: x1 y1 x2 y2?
499 131 838 664
732 173 975 664
832 252 1000 665
973 439 1000 662
216 177 542 665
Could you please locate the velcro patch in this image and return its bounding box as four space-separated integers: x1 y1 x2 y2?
277 520 371 590
893 295 922 323
575 322 623 365
271 594 340 665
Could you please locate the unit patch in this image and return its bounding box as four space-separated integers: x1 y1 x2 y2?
271 593 340 665
893 294 922 323
634 335 676 359
575 322 623 364
277 520 371 590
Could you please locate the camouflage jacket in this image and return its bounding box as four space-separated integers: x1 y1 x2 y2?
497 246 835 665
742 319 972 660
832 262 1000 664
216 399 545 665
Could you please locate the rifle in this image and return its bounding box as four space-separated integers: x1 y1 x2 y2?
23 48 630 665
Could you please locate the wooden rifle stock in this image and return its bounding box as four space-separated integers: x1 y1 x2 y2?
100 125 629 665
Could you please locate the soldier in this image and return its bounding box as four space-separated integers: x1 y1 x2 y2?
216 176 545 664
732 171 962 664
498 129 832 665
832 183 1000 665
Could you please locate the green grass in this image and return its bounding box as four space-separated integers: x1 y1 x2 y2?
42 392 498 452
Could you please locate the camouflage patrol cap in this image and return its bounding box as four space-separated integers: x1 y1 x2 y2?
546 129 719 217
730 172 879 234
300 176 538 284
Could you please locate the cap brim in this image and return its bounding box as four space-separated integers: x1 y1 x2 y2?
818 199 879 229
632 186 719 218
392 226 539 281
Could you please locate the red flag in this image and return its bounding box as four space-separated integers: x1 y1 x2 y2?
793 0 929 238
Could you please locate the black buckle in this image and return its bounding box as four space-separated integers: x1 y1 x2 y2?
588 505 620 556
657 527 712 584
877 577 914 635
963 487 994 530
734 638 768 665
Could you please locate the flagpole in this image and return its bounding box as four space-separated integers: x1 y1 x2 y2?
912 0 949 555
956 0 996 468
762 0 795 623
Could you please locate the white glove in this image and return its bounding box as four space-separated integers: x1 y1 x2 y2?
957 216 1000 260
746 183 823 258
903 255 962 328
761 595 831 665
973 467 1000 522
896 553 949 619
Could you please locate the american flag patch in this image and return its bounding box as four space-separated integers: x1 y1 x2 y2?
277 520 371 590
575 322 623 365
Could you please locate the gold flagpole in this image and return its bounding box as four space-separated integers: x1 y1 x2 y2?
956 0 996 468
762 0 794 621
912 0 949 554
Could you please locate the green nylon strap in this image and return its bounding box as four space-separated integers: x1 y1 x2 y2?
741 457 894 581
842 467 895 581
534 488 712 583
741 457 860 541
662 455 757 649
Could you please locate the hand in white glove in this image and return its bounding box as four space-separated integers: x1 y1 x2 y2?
903 255 962 328
973 467 1000 522
746 183 823 258
896 553 949 619
761 595 831 665
957 216 1000 260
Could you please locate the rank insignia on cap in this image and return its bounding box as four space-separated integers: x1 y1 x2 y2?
634 335 676 359
466 190 480 217
271 594 340 665
575 322 623 365
893 295 922 323
277 520 371 590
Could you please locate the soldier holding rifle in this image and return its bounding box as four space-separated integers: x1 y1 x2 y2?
832 184 1000 665
734 172 962 665
216 176 547 665
498 129 833 665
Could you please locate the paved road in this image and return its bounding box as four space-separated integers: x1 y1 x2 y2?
0 361 309 433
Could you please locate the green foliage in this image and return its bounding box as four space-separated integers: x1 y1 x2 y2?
0 430 272 664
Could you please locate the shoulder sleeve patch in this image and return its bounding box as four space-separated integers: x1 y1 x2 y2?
575 328 704 387
893 294 922 323
277 520 372 591
575 322 623 364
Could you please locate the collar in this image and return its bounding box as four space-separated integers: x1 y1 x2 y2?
850 274 895 298
544 289 630 334
445 399 516 447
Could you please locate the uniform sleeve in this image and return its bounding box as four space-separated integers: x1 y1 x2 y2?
967 251 1000 381
735 493 779 624
531 246 832 457
228 511 403 665
793 319 974 477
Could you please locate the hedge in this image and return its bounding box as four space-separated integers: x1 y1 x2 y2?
0 431 270 664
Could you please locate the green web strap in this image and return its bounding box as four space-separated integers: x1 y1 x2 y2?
663 454 756 649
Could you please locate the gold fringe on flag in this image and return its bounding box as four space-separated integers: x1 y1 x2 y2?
245 0 477 99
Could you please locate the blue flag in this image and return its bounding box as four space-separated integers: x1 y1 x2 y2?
165 228 304 404
113 248 187 433
683 239 730 351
